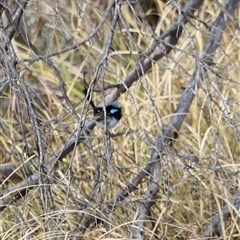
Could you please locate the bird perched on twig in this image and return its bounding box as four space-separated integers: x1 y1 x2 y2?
84 88 122 130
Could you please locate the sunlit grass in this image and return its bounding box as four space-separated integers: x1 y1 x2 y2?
1 0 240 239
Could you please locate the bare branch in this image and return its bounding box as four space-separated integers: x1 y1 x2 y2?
203 190 240 237
133 0 240 238
0 0 29 45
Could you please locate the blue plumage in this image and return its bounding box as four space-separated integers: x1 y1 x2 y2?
84 87 122 129
94 102 122 129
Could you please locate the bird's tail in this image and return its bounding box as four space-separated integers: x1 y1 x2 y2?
83 87 96 109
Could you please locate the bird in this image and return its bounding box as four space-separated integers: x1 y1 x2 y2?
84 88 122 129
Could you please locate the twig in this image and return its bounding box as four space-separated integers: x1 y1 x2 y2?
73 0 204 237
203 190 240 237
132 0 240 238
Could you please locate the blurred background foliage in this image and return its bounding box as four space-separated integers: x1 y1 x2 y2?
0 0 240 239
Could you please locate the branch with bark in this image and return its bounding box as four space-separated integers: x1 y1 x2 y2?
0 0 240 239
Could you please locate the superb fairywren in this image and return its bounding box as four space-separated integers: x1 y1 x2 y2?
84 88 122 129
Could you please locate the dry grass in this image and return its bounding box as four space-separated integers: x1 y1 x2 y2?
1 0 240 239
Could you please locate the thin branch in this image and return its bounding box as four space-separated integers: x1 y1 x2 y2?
72 0 204 237
132 0 240 238
0 0 29 44
203 190 240 237
0 0 202 212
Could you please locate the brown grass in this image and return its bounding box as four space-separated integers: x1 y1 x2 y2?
1 0 240 239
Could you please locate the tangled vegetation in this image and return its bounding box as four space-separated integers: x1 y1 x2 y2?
0 0 240 239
